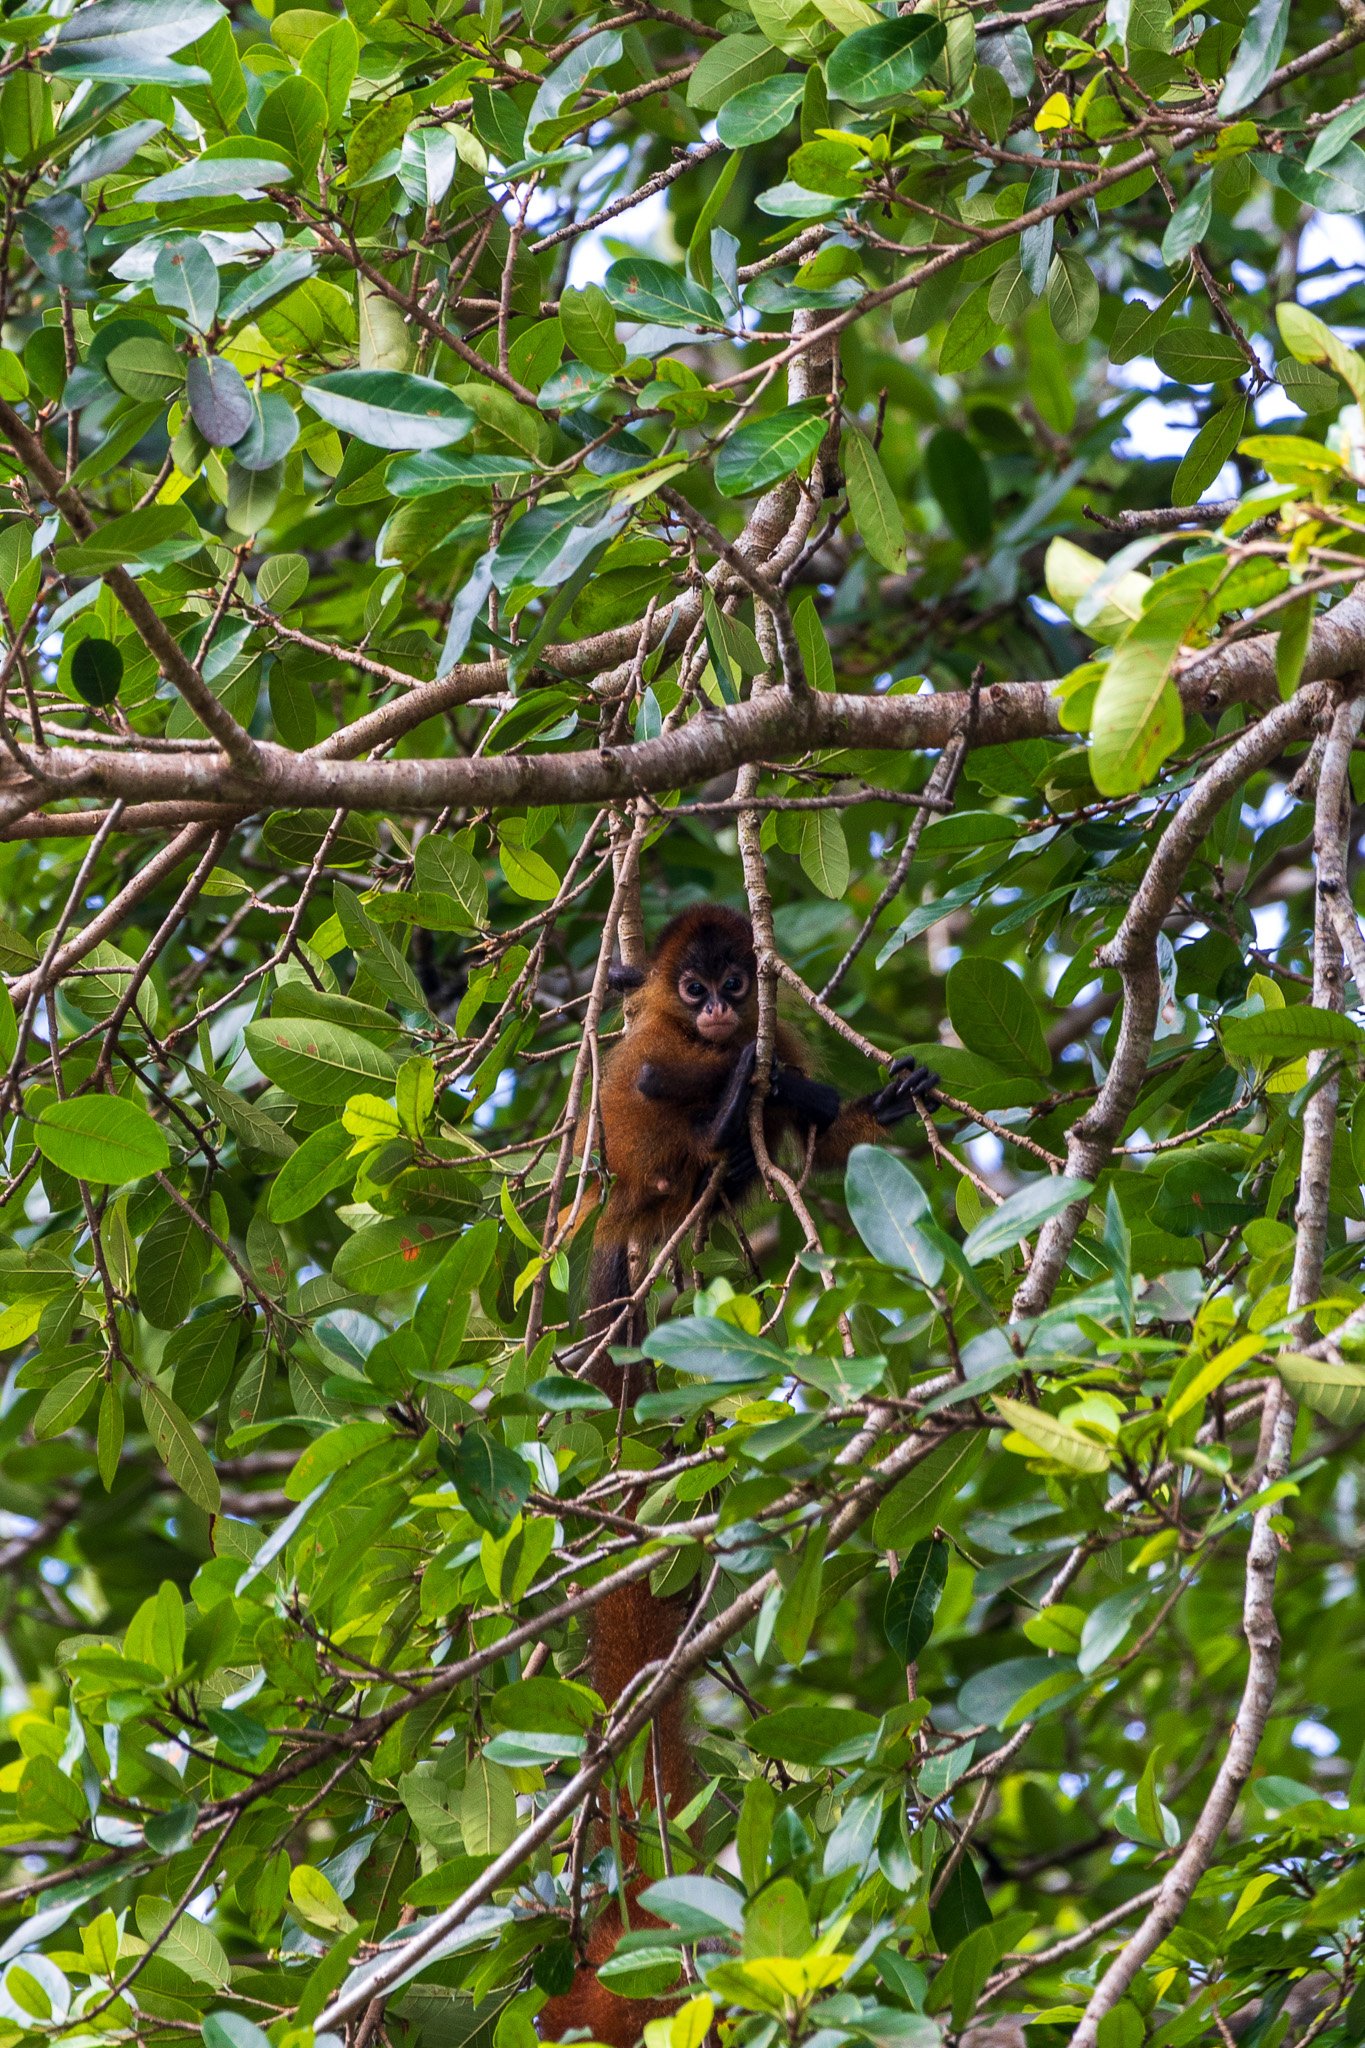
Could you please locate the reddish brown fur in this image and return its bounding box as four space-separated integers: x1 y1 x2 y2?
543 909 894 2046
590 907 876 1301
537 1574 693 2047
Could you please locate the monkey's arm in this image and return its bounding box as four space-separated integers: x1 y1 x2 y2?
810 1057 939 1167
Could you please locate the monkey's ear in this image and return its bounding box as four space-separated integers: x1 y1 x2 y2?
607 962 646 994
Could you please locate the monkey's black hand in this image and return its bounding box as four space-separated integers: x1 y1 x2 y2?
868 1057 940 1127
769 1063 841 1134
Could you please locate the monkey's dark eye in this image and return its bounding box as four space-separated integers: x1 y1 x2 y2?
723 974 746 996
682 979 705 1003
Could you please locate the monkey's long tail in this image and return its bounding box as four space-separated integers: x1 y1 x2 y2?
537 1576 693 2047
542 1234 694 2046
587 1234 643 1354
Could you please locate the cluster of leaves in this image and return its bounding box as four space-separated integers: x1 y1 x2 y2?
2 0 1365 2047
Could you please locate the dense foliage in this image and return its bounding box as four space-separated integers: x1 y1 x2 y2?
4 1 1365 2046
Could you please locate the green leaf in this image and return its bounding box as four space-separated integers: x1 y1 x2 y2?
55 505 202 578
107 336 183 403
716 402 827 498
188 353 253 448
993 1394 1109 1473
302 371 475 452
645 1314 790 1385
873 1432 985 1549
938 284 1002 376
498 839 561 901
71 637 123 707
1223 1005 1363 1059
1275 592 1314 698
962 1177 1093 1264
333 1216 461 1294
301 16 359 128
826 16 946 104
792 594 834 690
34 1363 103 1440
883 1537 948 1663
257 73 328 178
97 1382 123 1489
138 1207 211 1330
945 957 1050 1077
245 1016 398 1105
1275 301 1365 408
602 259 722 330
1276 1352 1365 1425
526 29 624 146
988 259 1035 327
1111 269 1190 365
447 1426 531 1536
558 284 626 373
142 1380 220 1511
35 1095 170 1185
135 1895 230 1990
843 425 906 572
1088 586 1198 795
773 1535 823 1664
745 1705 879 1765
168 1309 242 1418
1219 0 1290 113
1047 249 1098 344
845 1145 943 1286
924 426 991 545
290 1863 357 1936
48 0 222 84
138 140 296 202
796 808 849 898
929 1850 990 1953
717 73 804 146
203 2014 272 2048
639 1876 746 1938
1160 171 1213 267
687 32 786 110
1154 324 1248 385
1173 398 1245 505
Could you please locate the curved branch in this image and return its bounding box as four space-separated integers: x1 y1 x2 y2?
1067 689 1362 2048
1012 683 1330 1321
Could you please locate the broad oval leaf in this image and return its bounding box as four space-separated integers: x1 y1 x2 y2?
1223 1006 1363 1060
961 1176 1093 1264
1276 1352 1365 1425
993 1393 1110 1474
715 401 828 498
302 370 475 451
826 16 946 104
883 1537 948 1664
945 956 1050 1077
602 258 722 329
245 1016 398 1104
35 1095 170 1185
716 73 804 146
845 1144 942 1285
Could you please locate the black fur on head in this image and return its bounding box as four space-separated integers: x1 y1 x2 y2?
652 905 756 987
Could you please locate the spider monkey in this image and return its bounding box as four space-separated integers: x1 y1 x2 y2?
537 907 936 2047
585 904 937 1337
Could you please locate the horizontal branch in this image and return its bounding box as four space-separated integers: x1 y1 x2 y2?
5 585 1364 835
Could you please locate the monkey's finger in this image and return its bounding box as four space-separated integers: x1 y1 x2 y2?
874 1064 940 1121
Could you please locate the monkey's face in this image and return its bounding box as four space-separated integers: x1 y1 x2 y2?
677 962 751 1044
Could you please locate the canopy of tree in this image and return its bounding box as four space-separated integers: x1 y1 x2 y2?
1 0 1365 2045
